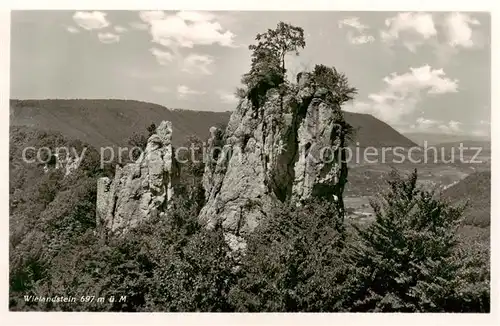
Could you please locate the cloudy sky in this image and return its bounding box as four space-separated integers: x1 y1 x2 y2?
10 10 490 136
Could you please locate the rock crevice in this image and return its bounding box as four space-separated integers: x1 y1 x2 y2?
198 72 349 250
96 121 177 235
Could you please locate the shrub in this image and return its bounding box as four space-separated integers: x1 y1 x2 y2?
229 199 346 312
312 64 357 106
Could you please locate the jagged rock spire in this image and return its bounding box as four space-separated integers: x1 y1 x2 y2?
198 72 349 251
96 121 177 235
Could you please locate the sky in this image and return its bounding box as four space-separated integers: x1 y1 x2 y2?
10 10 491 137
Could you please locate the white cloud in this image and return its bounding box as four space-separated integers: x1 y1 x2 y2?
470 129 490 137
114 25 128 33
129 21 149 30
338 17 369 31
97 32 120 44
66 26 80 34
149 48 215 76
381 12 484 53
177 85 205 98
177 11 216 22
479 120 491 125
150 47 174 65
347 33 375 45
443 12 480 48
182 54 214 75
381 12 437 51
218 90 238 104
140 10 235 49
338 16 375 45
348 65 458 124
382 65 459 95
438 120 462 134
410 117 439 131
408 117 463 134
73 11 110 30
152 86 170 93
138 11 234 75
139 11 166 23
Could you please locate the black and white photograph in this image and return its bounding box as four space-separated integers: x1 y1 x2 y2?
3 2 497 322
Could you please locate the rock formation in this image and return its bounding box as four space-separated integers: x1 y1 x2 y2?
43 152 82 176
199 72 349 251
201 126 221 200
95 73 350 248
291 74 348 206
96 121 178 235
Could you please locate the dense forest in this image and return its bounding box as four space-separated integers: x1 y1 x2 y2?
8 125 490 312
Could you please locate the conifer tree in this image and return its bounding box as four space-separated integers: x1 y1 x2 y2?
240 22 305 107
340 169 486 312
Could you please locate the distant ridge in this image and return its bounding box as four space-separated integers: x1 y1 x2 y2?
344 112 416 148
433 140 491 151
10 99 231 148
442 171 491 227
10 99 416 149
404 132 490 146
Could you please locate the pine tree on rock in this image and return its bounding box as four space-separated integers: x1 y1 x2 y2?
241 22 306 107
